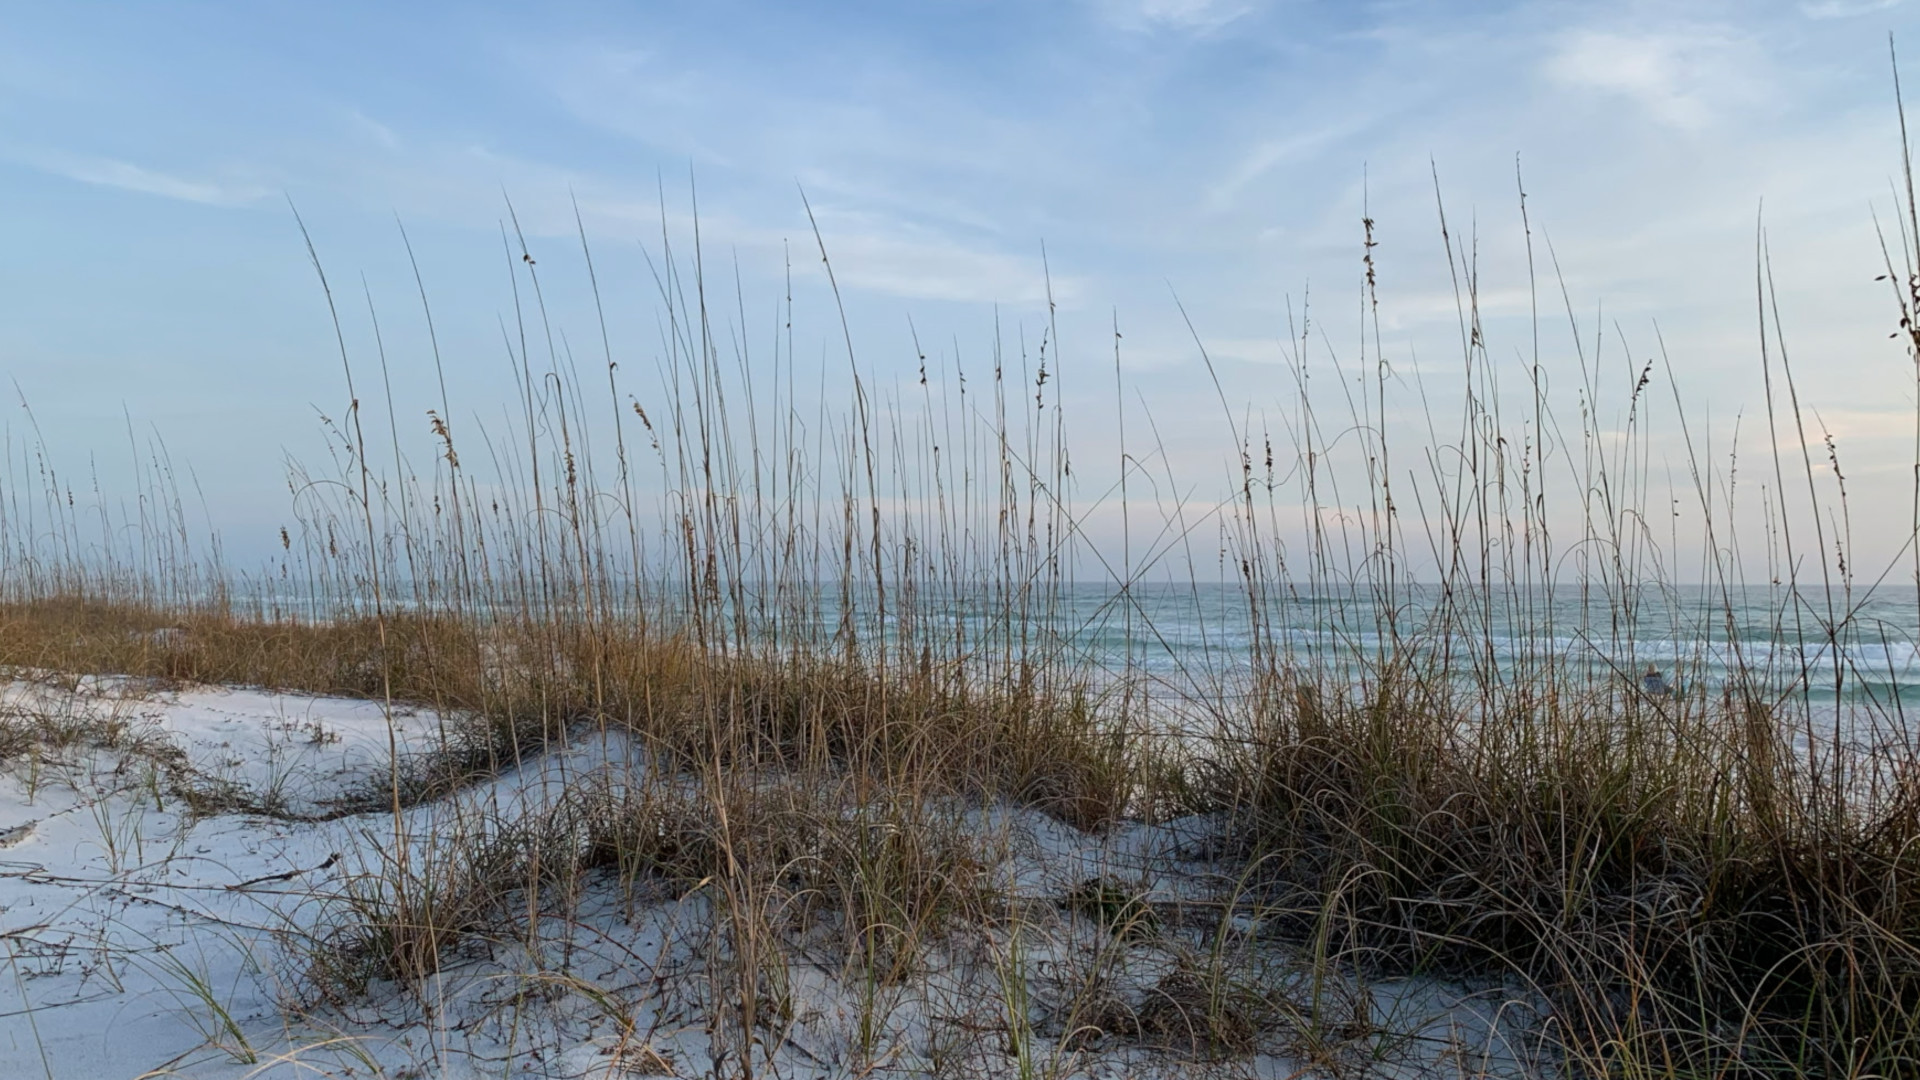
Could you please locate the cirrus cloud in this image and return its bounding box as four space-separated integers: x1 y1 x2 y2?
13 147 270 206
1544 27 1762 129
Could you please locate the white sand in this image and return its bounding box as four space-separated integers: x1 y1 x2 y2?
0 676 1543 1078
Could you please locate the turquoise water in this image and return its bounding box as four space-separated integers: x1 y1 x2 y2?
869 581 1920 705
259 578 1920 705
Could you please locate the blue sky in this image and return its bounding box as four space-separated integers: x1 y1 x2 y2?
3 0 1917 573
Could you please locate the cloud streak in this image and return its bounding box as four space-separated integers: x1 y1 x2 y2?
1090 0 1260 33
16 148 269 206
1800 0 1903 19
1543 26 1762 129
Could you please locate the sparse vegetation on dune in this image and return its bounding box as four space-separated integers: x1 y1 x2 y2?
12 82 1920 1080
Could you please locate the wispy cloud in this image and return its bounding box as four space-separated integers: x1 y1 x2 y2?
17 148 269 206
1207 124 1360 210
1544 27 1761 129
1091 0 1260 34
1800 0 1903 18
807 209 1067 306
276 112 1066 307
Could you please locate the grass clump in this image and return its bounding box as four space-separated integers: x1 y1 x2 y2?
1192 669 1920 1075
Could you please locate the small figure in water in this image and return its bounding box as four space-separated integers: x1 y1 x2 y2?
1642 666 1672 697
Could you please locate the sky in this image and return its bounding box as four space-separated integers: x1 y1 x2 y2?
2 0 1919 580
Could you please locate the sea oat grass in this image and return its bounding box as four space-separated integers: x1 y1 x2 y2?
1194 669 1920 1075
14 67 1920 1076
